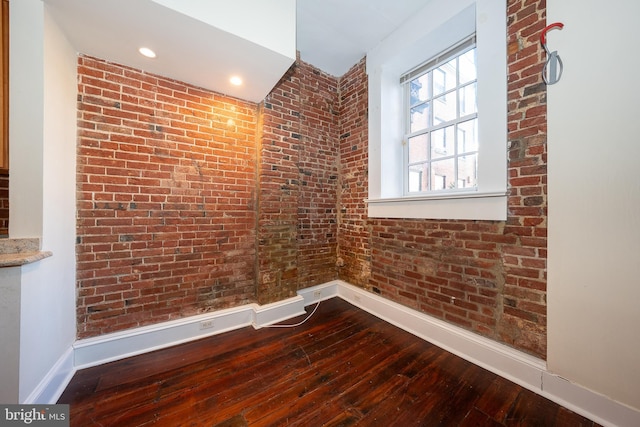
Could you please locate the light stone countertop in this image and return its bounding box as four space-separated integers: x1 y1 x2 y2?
0 238 52 267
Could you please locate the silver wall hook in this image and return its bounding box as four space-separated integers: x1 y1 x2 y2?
541 22 564 85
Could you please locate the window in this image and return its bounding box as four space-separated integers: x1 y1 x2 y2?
366 0 507 220
403 39 477 194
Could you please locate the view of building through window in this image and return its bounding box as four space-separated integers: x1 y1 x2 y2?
405 45 477 193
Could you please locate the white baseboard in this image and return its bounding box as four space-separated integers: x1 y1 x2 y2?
332 280 640 427
70 285 339 370
74 295 310 369
23 346 75 404
335 281 546 390
297 281 339 306
38 279 638 426
252 295 306 328
35 296 310 404
541 371 640 427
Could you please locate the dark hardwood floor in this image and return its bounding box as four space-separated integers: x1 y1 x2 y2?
59 298 599 426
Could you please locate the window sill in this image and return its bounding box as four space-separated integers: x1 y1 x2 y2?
366 192 507 220
0 238 52 268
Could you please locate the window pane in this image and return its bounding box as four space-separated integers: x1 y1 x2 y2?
457 118 478 154
410 102 430 132
402 41 478 196
457 154 477 188
459 48 477 85
433 92 456 125
431 158 455 190
408 163 428 192
431 125 454 159
460 82 477 116
433 58 456 96
408 134 428 163
410 74 430 104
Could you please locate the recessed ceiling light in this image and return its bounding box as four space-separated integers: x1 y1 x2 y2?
230 76 243 86
138 47 156 58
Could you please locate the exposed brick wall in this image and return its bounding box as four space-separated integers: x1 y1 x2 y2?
76 56 258 338
0 171 7 235
296 64 340 288
337 1 548 358
76 55 340 337
257 60 339 303
75 1 547 357
336 58 370 286
503 0 548 356
257 66 301 303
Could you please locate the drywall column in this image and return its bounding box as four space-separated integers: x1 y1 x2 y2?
9 0 77 403
547 0 640 412
0 239 52 402
0 250 51 403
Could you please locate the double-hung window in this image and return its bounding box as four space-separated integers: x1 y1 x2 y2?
403 38 477 195
366 0 507 221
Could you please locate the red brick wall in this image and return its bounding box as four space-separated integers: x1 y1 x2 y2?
75 1 548 358
76 56 340 337
257 61 339 303
295 64 340 288
76 56 258 338
503 0 548 357
337 1 548 358
257 66 300 303
337 58 370 286
0 171 7 235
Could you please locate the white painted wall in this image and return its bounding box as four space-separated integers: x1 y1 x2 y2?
0 267 21 403
548 0 640 412
11 0 77 402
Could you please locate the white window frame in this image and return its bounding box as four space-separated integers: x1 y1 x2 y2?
402 37 478 195
366 0 507 221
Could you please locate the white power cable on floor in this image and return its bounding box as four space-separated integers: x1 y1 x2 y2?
262 301 321 328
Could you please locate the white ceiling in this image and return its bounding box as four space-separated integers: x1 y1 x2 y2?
43 0 431 102
43 0 296 103
297 0 431 76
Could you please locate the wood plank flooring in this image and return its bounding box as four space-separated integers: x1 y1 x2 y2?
58 298 599 426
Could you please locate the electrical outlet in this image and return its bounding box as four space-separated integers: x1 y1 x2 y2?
313 290 322 298
200 319 214 330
